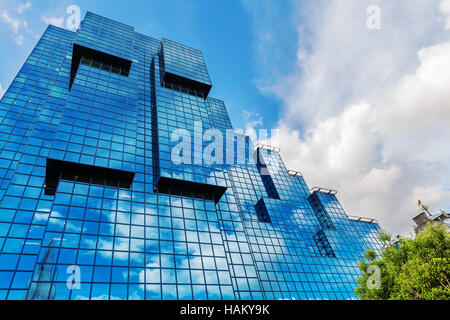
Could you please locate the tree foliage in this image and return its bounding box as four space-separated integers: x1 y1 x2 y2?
355 223 450 300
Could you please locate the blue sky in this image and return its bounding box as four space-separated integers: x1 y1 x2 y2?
2 0 450 235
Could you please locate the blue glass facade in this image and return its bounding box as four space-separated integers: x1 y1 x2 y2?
0 12 382 300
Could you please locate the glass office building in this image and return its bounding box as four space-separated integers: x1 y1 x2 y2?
0 12 383 300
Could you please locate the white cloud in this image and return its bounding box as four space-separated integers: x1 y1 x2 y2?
440 0 450 29
0 10 27 34
17 2 32 14
243 110 263 141
0 9 29 45
41 14 64 28
274 0 449 123
246 0 450 235
14 34 25 45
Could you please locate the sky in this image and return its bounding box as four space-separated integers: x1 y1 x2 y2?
1 0 450 236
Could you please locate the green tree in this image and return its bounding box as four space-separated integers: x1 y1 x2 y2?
355 223 450 300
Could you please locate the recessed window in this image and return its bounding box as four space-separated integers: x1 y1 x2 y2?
70 44 132 90
81 56 129 76
254 198 272 223
161 79 204 98
308 193 336 230
314 230 336 258
255 148 280 200
45 158 135 195
156 176 227 204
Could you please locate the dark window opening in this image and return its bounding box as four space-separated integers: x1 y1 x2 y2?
45 158 135 195
155 176 227 204
314 230 336 258
254 148 281 200
161 80 205 98
160 72 211 99
70 44 132 90
308 193 336 230
150 58 161 187
254 198 272 223
80 56 129 76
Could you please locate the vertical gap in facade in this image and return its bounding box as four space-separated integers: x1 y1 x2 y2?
308 193 336 230
150 57 160 190
256 148 280 200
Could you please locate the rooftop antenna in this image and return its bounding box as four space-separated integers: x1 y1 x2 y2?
417 200 432 217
